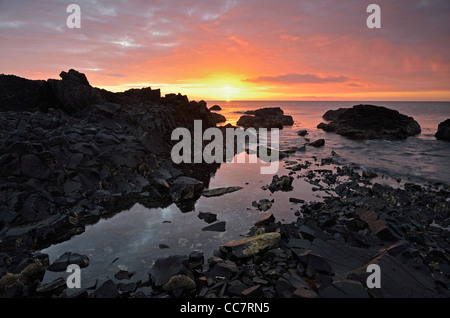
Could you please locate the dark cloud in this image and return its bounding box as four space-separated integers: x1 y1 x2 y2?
245 73 348 84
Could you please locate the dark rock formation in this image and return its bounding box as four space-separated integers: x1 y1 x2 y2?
309 139 325 147
0 69 221 279
435 119 450 141
169 176 204 202
252 199 273 212
237 107 294 129
201 221 226 232
209 105 222 111
0 74 56 112
198 212 217 224
317 105 421 139
211 112 226 124
267 175 294 192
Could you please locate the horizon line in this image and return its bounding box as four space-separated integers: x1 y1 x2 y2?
203 100 450 103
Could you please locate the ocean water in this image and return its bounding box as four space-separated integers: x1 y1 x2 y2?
217 101 450 184
40 101 450 288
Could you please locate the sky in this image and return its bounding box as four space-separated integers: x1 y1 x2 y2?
1 0 449 101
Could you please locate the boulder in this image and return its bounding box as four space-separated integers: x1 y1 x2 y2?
309 139 325 148
198 212 218 224
251 107 284 117
163 274 196 292
209 105 222 111
435 119 450 141
148 255 192 287
317 105 421 139
268 175 294 192
237 107 294 129
169 177 204 202
211 113 226 124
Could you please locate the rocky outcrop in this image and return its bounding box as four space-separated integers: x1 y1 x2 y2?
435 119 450 141
317 105 421 140
0 70 220 273
237 107 294 129
47 70 107 114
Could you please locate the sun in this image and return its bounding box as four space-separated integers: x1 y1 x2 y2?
226 99 231 102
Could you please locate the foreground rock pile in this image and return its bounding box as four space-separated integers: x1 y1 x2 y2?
3 153 448 298
141 162 450 299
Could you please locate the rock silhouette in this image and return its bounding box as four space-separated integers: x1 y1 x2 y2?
317 104 421 139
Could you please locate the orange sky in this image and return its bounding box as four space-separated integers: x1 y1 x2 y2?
1 0 449 101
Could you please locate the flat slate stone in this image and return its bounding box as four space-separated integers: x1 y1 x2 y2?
202 186 243 197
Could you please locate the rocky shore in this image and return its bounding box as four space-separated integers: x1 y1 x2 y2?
0 70 222 296
3 150 449 298
0 72 449 298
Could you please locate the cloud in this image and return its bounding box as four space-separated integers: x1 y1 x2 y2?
244 73 348 84
0 0 449 99
104 73 126 78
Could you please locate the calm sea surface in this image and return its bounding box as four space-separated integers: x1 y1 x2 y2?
41 101 450 287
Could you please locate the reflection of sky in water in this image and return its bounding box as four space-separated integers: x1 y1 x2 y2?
41 101 450 287
41 148 335 287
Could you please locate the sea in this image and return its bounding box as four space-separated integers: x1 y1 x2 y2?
40 101 450 288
